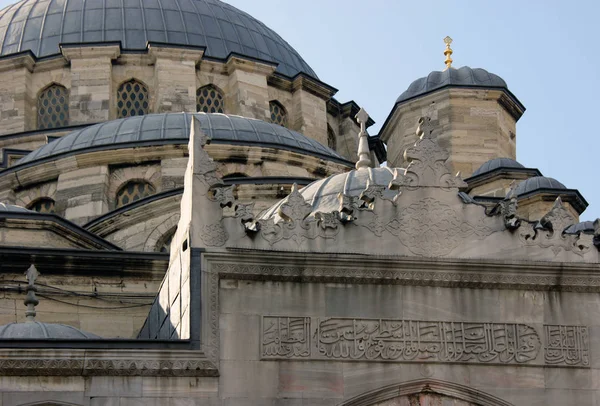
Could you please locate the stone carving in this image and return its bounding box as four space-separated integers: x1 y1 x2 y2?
315 318 540 364
384 197 495 256
499 184 521 231
259 184 340 245
261 316 545 365
262 316 311 358
544 325 590 367
520 198 589 256
594 219 600 249
211 261 600 293
389 117 467 190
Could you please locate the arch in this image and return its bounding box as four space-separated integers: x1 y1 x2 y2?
115 180 156 208
108 165 162 209
144 213 179 252
196 84 225 113
327 124 337 150
340 379 513 406
156 226 177 252
37 83 69 129
116 78 150 118
269 100 288 127
27 197 56 214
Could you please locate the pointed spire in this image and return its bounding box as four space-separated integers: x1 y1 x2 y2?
443 36 453 70
24 265 39 322
355 107 372 170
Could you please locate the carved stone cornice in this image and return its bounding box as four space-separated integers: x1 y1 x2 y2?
0 52 36 73
205 252 600 292
0 349 217 376
60 43 121 61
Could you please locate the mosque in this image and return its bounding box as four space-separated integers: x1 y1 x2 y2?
0 0 599 405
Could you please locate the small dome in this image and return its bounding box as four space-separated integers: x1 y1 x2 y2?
471 158 525 177
0 202 33 213
260 167 396 221
514 176 567 197
16 113 350 167
0 321 100 339
397 66 508 104
0 0 316 78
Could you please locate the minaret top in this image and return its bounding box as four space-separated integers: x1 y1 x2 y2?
443 36 453 70
24 265 40 322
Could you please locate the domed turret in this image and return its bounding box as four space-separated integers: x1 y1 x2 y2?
380 38 525 178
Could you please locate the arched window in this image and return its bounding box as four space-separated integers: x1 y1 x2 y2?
196 85 224 113
157 228 176 253
28 198 56 214
37 84 69 129
117 79 149 118
327 125 336 149
115 181 155 208
269 100 287 127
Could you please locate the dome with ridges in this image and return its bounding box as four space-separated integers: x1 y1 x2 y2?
514 176 566 197
0 0 316 78
260 167 396 221
471 158 525 177
0 321 100 339
397 66 508 104
0 202 33 213
15 112 350 167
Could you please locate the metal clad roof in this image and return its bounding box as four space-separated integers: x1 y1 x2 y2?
0 321 100 339
397 66 508 104
0 202 33 212
472 158 525 177
514 176 567 196
0 0 317 78
17 112 349 165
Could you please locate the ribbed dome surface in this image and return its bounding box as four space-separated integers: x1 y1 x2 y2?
17 112 349 166
260 167 396 221
472 158 525 177
397 66 507 104
0 0 316 78
0 202 33 212
514 176 567 197
0 321 100 339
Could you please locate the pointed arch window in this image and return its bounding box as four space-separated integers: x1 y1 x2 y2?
157 228 176 253
115 181 155 208
196 85 224 113
327 125 336 149
37 84 69 129
269 100 287 127
117 79 149 118
28 198 56 214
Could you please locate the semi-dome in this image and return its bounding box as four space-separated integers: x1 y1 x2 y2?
471 157 525 177
0 321 100 339
0 0 316 78
0 202 33 213
514 176 566 197
16 112 350 167
260 167 396 221
397 66 508 104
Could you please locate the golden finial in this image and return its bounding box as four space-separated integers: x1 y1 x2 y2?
443 36 453 70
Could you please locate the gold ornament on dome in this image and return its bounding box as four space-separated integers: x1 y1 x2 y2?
443 36 453 70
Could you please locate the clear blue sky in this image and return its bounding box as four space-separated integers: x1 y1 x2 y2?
1 0 598 221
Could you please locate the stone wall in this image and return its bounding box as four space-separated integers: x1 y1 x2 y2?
382 88 522 178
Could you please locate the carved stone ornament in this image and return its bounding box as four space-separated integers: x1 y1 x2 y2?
260 315 589 368
189 116 254 247
389 117 467 190
594 219 600 249
520 197 590 256
258 184 340 245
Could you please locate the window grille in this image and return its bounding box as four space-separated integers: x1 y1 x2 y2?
37 85 69 129
28 198 55 214
117 79 149 118
269 101 287 127
196 85 224 113
115 181 155 208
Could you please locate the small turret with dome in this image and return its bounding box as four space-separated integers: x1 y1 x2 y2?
379 37 525 178
0 265 100 339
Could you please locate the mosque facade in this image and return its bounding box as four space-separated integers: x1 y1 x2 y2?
0 0 599 405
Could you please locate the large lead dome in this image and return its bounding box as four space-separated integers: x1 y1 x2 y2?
0 0 316 78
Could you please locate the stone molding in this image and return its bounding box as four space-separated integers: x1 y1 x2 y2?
340 379 514 406
60 43 121 61
205 253 600 292
0 348 216 377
